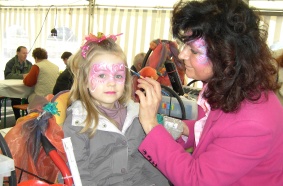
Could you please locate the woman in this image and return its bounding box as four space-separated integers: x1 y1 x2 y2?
23 47 59 103
135 0 283 185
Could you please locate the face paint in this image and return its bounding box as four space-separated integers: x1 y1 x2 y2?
189 38 209 65
89 63 126 92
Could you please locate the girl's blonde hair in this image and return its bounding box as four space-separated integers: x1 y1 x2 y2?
69 37 132 137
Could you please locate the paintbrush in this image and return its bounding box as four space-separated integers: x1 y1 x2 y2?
125 66 144 78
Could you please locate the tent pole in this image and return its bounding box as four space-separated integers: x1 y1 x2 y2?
88 0 95 34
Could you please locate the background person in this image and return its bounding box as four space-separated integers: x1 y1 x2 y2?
135 0 283 185
130 52 146 75
61 51 72 66
130 52 146 102
4 46 32 120
23 47 59 103
63 33 169 186
53 51 73 95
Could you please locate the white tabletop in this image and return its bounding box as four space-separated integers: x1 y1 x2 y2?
0 127 12 137
0 79 34 98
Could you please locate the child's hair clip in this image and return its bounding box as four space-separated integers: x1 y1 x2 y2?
81 32 123 58
85 32 122 43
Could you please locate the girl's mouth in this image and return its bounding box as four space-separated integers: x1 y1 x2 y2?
105 91 116 94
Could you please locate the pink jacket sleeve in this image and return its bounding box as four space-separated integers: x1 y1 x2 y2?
138 120 272 186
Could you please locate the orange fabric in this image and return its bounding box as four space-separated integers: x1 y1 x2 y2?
148 42 165 70
131 39 185 101
147 40 185 86
23 65 39 87
4 94 68 184
139 67 159 80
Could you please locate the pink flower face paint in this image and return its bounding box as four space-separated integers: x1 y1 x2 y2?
188 38 209 65
89 63 126 92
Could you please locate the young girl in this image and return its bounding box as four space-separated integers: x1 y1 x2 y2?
63 33 169 186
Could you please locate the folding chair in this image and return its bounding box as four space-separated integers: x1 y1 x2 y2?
0 132 17 186
0 96 8 128
12 98 29 117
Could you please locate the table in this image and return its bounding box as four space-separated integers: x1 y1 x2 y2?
0 80 33 128
0 79 33 98
0 127 12 137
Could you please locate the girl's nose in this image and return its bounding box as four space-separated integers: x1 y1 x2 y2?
107 76 116 86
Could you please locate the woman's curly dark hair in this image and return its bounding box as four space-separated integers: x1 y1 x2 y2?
172 0 279 113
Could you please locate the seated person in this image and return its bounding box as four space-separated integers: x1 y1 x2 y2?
23 48 59 103
53 51 73 95
4 46 32 120
130 52 146 75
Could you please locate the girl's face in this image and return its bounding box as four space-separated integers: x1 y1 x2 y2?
88 54 126 109
178 38 213 82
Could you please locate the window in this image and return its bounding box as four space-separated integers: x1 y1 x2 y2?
3 25 30 59
46 26 79 70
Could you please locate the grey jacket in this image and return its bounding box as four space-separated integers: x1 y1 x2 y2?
4 55 32 79
63 100 169 186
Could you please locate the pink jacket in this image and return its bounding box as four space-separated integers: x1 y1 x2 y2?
139 92 283 186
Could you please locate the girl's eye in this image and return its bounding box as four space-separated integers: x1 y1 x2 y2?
115 74 123 79
98 74 106 78
190 49 198 54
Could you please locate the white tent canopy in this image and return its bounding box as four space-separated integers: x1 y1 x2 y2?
0 0 282 80
0 0 178 7
1 0 283 9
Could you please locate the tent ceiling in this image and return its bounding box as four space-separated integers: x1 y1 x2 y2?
0 0 88 6
0 0 282 12
0 0 179 7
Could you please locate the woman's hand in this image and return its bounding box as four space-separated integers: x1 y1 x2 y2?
135 77 162 134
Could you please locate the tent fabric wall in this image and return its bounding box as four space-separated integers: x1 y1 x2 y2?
0 7 88 47
0 6 90 77
0 5 282 80
92 7 173 65
0 5 173 79
261 15 283 47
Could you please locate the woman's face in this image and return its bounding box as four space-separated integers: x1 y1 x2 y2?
88 54 126 109
178 38 213 82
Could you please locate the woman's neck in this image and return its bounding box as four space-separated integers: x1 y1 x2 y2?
36 59 44 63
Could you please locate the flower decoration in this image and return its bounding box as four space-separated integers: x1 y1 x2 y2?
42 102 60 116
157 114 164 125
81 45 90 59
81 32 123 58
